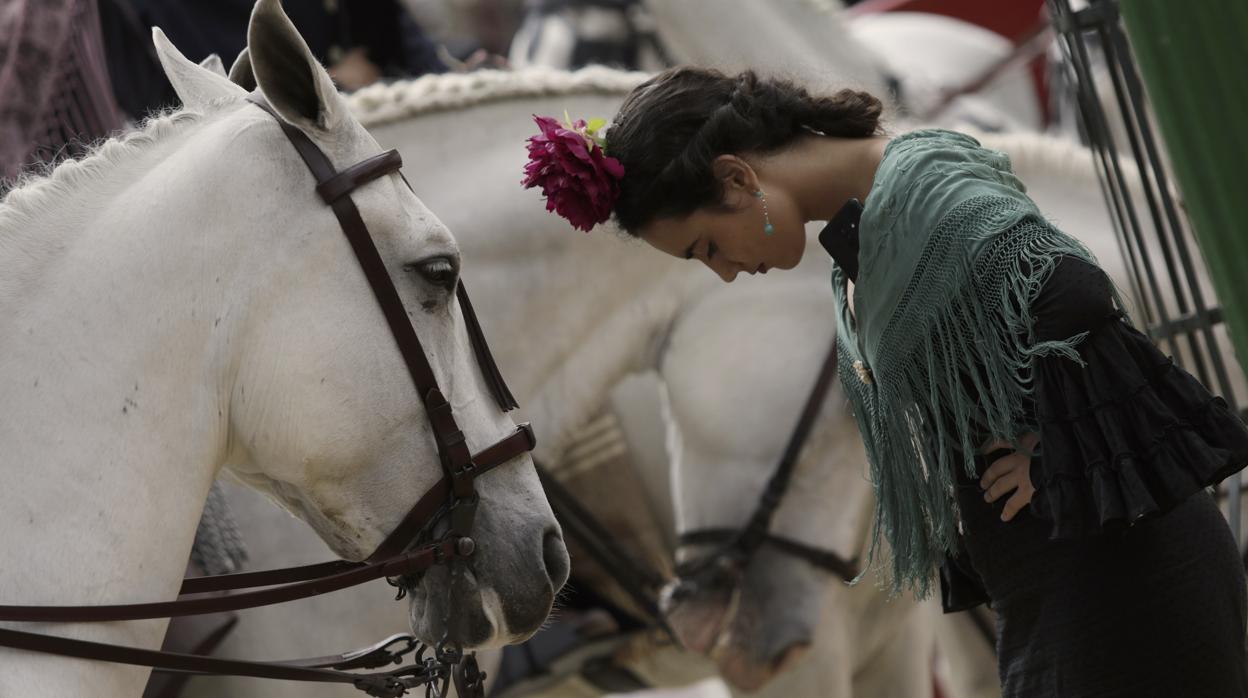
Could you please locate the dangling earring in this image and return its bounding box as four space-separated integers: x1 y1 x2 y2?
754 189 775 236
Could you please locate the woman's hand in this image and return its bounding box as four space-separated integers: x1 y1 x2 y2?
979 432 1041 522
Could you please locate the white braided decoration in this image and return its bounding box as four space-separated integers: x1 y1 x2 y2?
349 66 650 127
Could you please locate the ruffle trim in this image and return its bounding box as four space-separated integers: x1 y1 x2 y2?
1030 316 1248 539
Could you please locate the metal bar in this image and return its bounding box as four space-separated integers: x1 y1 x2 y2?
1148 308 1225 342
1053 3 1173 355
1109 7 1241 412
1118 0 1248 546
1097 17 1214 389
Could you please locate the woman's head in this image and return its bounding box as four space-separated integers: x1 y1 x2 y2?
605 67 883 280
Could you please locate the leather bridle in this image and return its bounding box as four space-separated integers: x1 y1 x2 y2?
665 339 861 615
0 93 536 698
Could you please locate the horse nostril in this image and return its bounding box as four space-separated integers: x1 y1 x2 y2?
543 530 571 591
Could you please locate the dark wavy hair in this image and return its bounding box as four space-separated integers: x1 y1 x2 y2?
604 67 884 235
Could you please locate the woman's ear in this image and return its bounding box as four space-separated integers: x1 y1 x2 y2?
711 155 760 199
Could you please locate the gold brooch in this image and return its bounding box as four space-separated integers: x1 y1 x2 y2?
853 360 874 385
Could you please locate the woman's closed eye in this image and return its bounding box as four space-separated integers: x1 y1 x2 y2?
705 240 717 261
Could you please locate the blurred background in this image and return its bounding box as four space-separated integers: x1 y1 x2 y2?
1 0 1086 183
4 2 1244 698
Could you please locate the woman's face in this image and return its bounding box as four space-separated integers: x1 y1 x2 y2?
640 185 806 283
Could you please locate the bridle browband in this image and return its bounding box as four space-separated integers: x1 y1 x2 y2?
667 339 860 612
0 93 534 698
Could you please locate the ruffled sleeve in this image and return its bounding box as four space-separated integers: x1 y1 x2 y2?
1029 315 1248 539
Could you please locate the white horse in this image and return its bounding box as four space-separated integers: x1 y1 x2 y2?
0 4 567 696
184 68 1237 698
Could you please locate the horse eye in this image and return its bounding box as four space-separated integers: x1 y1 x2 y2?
404 257 459 292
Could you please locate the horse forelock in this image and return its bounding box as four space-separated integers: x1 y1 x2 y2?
348 67 650 127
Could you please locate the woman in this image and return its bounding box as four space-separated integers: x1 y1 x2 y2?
523 66 1248 696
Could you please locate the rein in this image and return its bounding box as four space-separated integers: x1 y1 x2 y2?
0 93 534 698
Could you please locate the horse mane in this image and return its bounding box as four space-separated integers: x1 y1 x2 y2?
0 105 221 232
348 67 649 127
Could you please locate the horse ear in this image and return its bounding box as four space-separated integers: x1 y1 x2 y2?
151 28 246 109
246 0 343 132
228 47 257 91
199 53 226 77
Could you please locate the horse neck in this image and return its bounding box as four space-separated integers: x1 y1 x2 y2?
462 228 709 461
0 114 248 694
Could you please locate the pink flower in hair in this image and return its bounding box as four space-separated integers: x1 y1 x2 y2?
522 114 625 232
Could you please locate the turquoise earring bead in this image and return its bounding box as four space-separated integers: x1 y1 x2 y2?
756 189 774 236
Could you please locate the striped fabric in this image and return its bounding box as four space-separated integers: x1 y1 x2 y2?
1 0 124 182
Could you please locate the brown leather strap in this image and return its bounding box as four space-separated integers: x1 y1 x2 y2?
0 541 454 623
0 627 421 697
0 426 536 618
677 338 845 578
456 282 519 412
366 423 534 563
678 529 859 582
536 464 675 639
316 150 404 204
244 94 466 468
736 339 840 552
270 634 418 671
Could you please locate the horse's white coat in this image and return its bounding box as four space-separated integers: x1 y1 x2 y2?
0 6 562 695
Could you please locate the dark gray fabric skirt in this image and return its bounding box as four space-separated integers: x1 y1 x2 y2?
943 256 1248 697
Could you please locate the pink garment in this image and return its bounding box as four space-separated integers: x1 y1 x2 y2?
0 0 124 181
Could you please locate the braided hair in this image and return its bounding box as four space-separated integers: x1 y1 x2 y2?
605 67 884 235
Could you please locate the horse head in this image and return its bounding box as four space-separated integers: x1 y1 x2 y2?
658 272 876 691
156 0 568 648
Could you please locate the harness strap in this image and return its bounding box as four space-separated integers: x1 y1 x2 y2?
0 540 453 623
244 94 468 472
0 627 423 698
535 465 674 638
367 423 534 562
676 338 852 580
678 529 859 582
456 281 519 412
0 427 536 620
317 150 404 204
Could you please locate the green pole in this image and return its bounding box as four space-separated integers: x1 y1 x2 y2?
1119 0 1248 376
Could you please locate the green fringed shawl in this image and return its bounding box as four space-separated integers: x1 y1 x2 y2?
832 129 1104 597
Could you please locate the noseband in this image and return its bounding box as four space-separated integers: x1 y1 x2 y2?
0 93 534 698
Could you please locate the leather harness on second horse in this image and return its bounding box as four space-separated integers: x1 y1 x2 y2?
537 332 857 663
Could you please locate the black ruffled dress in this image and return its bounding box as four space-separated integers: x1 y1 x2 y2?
821 209 1248 698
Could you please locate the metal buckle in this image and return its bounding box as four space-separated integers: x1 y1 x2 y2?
337 633 420 670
